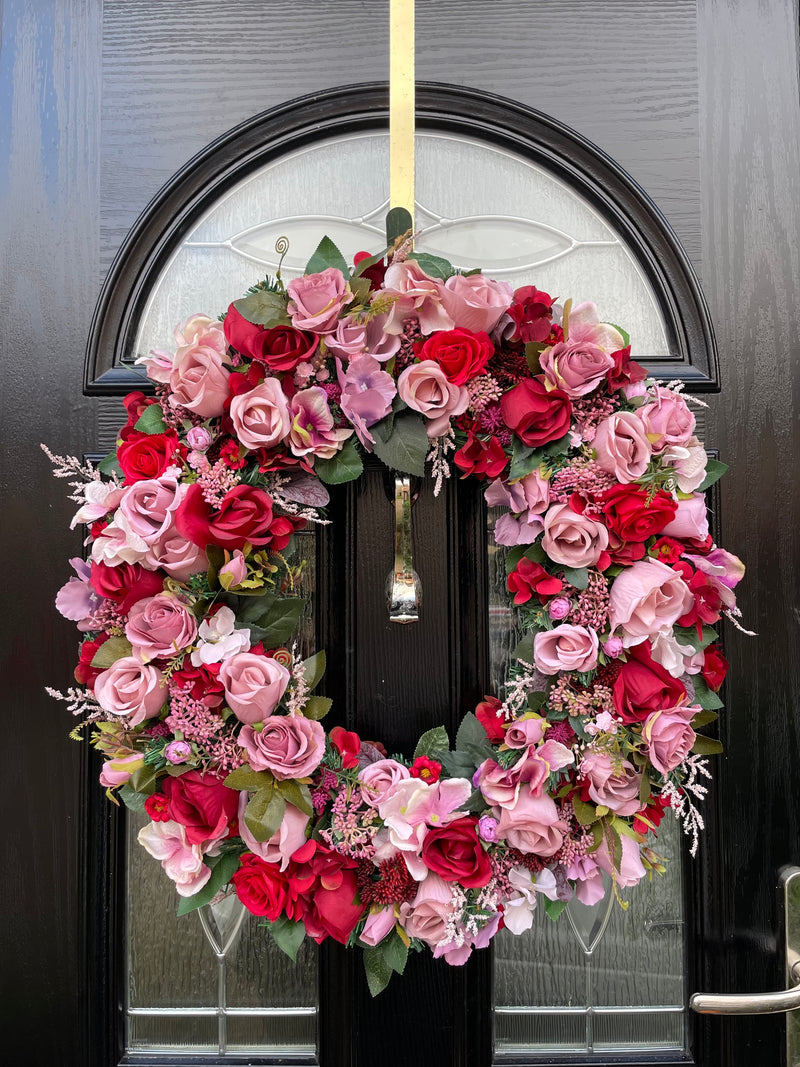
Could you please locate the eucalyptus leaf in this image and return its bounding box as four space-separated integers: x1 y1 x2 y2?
133 404 167 435
244 787 286 843
305 235 350 277
315 435 363 485
176 854 241 916
371 410 429 477
232 289 291 328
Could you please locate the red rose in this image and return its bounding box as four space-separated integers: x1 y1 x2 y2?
410 756 442 783
90 560 164 613
330 726 361 770
500 378 572 447
508 286 554 343
421 817 492 888
701 644 729 691
507 557 564 606
233 854 291 920
606 346 648 392
453 432 508 480
612 642 687 724
417 327 493 386
161 770 239 846
288 840 363 944
606 536 646 566
174 483 276 550
475 696 506 742
74 633 110 688
224 305 318 372
602 485 678 543
117 431 180 483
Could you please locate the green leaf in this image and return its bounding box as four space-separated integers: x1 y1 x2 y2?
413 725 450 762
673 625 718 652
512 633 537 663
692 734 724 756
691 709 719 728
410 252 455 280
302 695 333 721
268 916 306 962
561 566 589 591
690 675 724 710
524 342 545 374
363 943 394 997
527 691 547 712
698 458 729 492
508 438 540 483
571 796 599 826
90 634 134 669
455 712 488 751
301 651 326 692
236 593 305 647
315 434 363 484
352 245 390 278
224 766 275 792
371 410 429 476
129 763 157 795
607 323 631 347
134 403 167 435
232 289 291 328
176 855 241 916
305 235 350 277
118 784 148 812
276 778 313 817
98 449 123 478
543 897 568 921
440 748 478 779
385 207 413 245
244 786 287 843
382 931 409 975
349 275 372 305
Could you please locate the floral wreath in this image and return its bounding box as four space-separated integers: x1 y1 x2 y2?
46 226 746 995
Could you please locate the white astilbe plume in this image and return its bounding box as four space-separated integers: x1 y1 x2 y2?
45 686 104 720
660 755 712 857
498 659 543 722
426 427 456 498
40 444 115 504
658 379 710 409
724 605 757 636
285 645 310 716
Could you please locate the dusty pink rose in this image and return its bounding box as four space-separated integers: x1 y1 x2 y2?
567 302 626 352
239 715 325 780
595 832 646 888
218 652 290 723
634 386 696 453
403 873 454 947
145 525 207 582
534 624 599 675
503 716 547 749
540 339 615 398
125 594 198 662
580 750 641 816
660 494 710 541
440 273 513 333
169 334 231 418
137 819 211 897
593 411 651 482
542 502 609 567
288 387 354 459
115 474 184 550
382 260 454 334
286 268 351 334
94 657 166 724
358 758 411 807
230 378 290 450
218 550 248 590
608 558 693 646
397 360 469 437
642 704 698 773
495 791 566 856
236 791 309 870
99 753 145 788
360 906 398 947
325 312 400 363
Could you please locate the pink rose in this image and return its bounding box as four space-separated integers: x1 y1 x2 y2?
115 474 185 550
99 753 145 787
580 750 641 816
360 906 398 947
94 657 165 724
634 386 696 453
358 758 411 807
382 260 454 334
542 502 609 567
239 716 325 780
593 411 652 483
169 337 231 418
642 704 698 774
325 312 400 363
539 339 615 397
125 594 198 662
237 791 309 870
218 652 290 723
145 527 207 582
286 268 351 334
397 360 469 437
608 558 693 646
534 624 599 675
660 494 710 542
475 758 528 810
137 819 211 897
503 716 547 749
230 378 290 451
403 872 454 947
495 791 566 856
595 832 646 888
440 273 513 333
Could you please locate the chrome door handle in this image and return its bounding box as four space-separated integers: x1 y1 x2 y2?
690 960 800 1015
691 866 800 1019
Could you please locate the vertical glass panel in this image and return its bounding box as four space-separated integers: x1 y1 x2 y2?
488 509 686 1057
130 132 669 367
125 531 318 1055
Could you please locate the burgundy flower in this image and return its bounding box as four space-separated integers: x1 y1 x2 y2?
421 817 493 888
161 769 239 846
508 286 554 343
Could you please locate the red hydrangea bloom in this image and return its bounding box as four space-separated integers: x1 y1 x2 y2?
507 286 554 343
475 695 506 741
507 557 564 606
632 795 670 835
287 840 363 944
170 663 225 707
330 726 361 769
673 560 725 629
606 346 648 392
453 432 508 480
601 485 678 542
500 378 572 448
410 756 442 783
701 644 729 691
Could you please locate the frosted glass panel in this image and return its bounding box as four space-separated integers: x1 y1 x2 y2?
130 132 669 366
488 508 686 1057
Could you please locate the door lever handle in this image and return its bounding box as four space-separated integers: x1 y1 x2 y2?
690 959 800 1015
